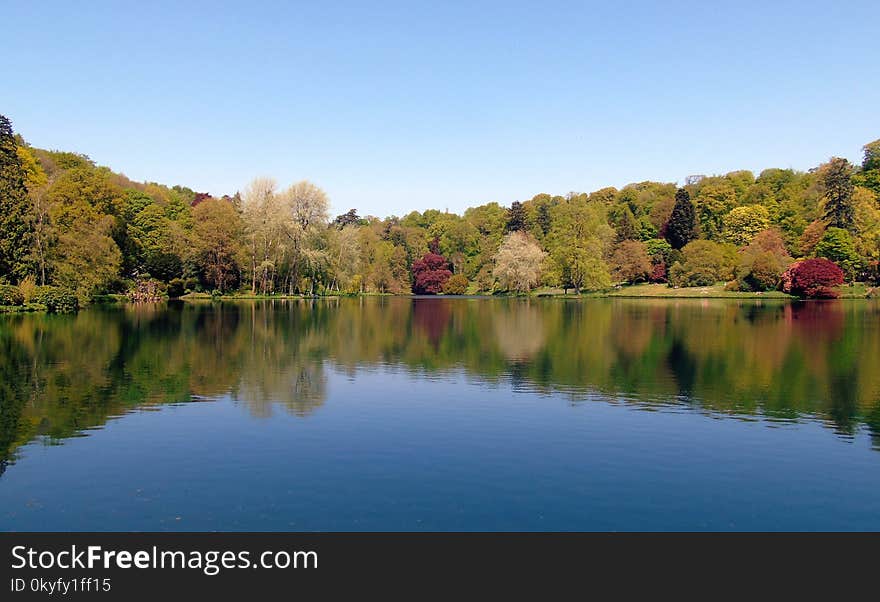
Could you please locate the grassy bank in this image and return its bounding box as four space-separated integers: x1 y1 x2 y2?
536 282 876 299
584 283 794 299
1 284 875 314
181 283 873 301
0 303 48 313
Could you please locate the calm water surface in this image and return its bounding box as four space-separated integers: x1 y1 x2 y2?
1 298 879 531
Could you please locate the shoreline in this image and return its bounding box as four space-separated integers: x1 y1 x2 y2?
4 283 875 314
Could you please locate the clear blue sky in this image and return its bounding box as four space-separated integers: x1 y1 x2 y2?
5 1 878 217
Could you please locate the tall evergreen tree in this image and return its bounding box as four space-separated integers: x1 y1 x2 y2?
615 206 639 242
506 201 527 232
821 157 855 231
0 115 32 281
664 188 696 250
334 208 361 228
536 203 552 235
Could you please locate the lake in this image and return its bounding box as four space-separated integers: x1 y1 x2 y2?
1 297 879 531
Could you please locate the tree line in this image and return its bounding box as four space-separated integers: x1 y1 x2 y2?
1 114 878 303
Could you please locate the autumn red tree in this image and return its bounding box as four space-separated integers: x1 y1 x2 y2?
781 258 844 298
610 240 652 283
649 262 667 283
411 252 452 294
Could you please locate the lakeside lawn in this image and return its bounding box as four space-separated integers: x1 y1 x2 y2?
186 282 873 301
2 283 875 313
589 283 794 298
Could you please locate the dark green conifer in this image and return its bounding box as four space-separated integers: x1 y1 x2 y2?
664 188 696 250
0 115 32 281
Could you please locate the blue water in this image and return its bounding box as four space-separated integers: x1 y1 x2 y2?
1 299 879 530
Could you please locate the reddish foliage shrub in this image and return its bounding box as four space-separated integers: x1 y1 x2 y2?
781 258 844 298
649 261 667 283
411 253 452 294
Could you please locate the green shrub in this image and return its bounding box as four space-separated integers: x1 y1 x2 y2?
167 278 185 298
18 275 38 303
738 250 784 291
442 274 469 295
0 284 24 306
723 280 740 292
32 287 79 313
667 261 686 287
667 240 737 287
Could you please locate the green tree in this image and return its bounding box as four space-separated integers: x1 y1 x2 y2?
442 273 469 295
564 238 611 292
575 254 612 292
645 238 674 263
855 139 880 195
328 225 362 292
852 187 880 266
506 201 527 232
52 216 122 301
0 115 32 281
536 203 552 236
191 198 242 292
736 229 792 291
546 198 614 292
814 227 860 279
695 182 736 240
614 206 639 242
129 204 185 281
862 139 880 171
820 157 855 231
16 144 51 284
669 240 736 287
664 188 696 250
724 205 770 246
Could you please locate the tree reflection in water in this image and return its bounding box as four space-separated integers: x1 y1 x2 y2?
1 298 880 469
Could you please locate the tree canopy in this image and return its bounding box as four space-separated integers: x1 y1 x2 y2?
0 114 876 301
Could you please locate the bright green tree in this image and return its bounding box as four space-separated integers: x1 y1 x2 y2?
695 182 737 240
855 139 880 196
724 205 770 246
814 227 860 279
669 240 736 287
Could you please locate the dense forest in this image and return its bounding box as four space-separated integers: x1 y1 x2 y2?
1 114 878 307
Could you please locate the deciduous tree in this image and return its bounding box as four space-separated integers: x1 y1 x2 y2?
493 231 545 293
412 252 452 294
814 227 860 279
191 198 241 292
610 240 651 283
781 258 844 298
724 205 770 246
